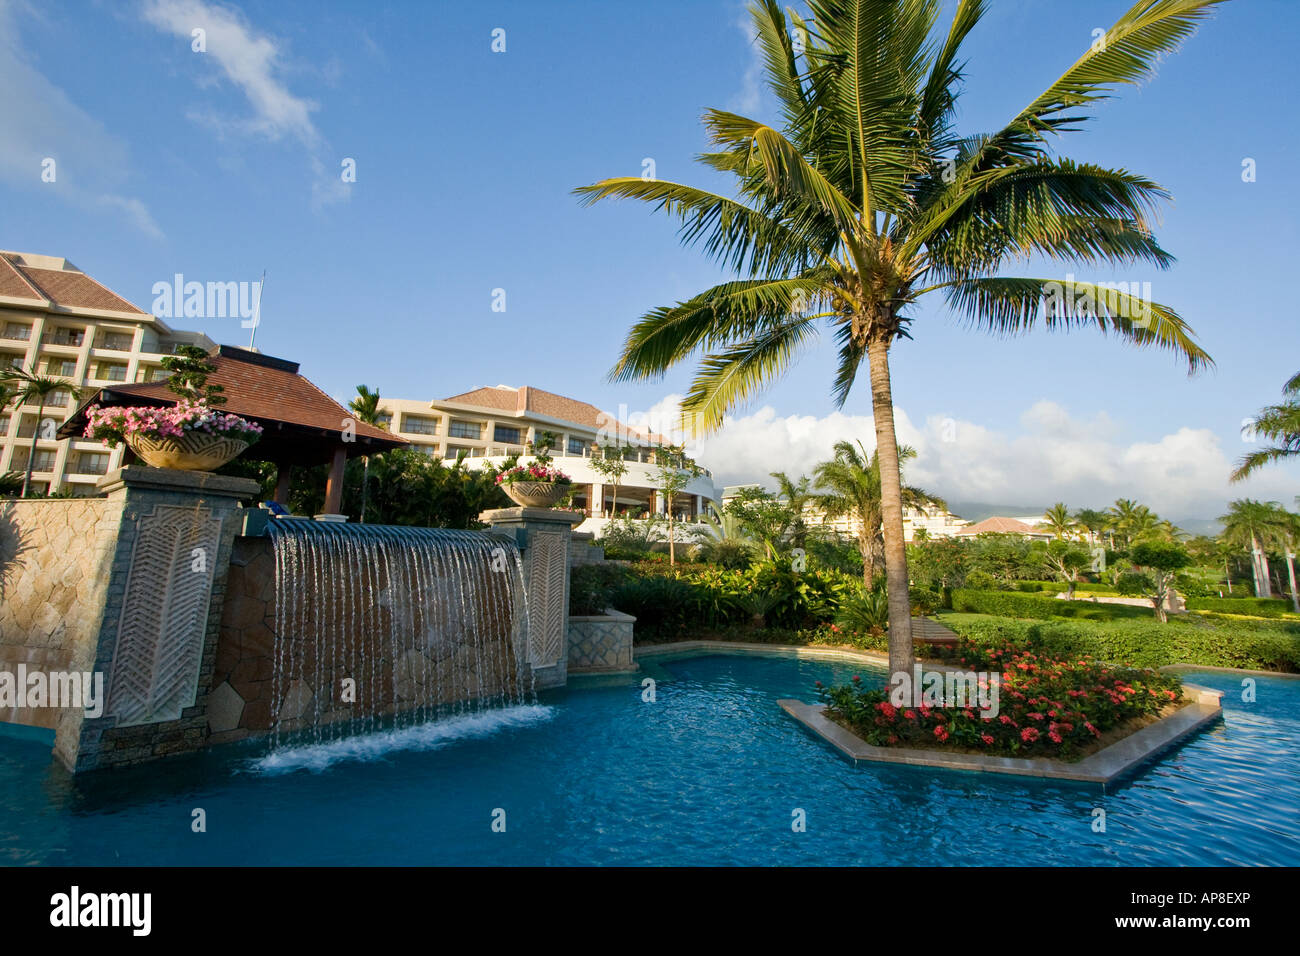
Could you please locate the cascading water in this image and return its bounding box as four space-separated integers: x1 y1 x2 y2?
264 519 533 749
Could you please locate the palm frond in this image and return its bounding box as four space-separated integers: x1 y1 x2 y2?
941 275 1211 373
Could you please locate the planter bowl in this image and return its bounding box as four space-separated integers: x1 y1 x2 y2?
126 431 249 472
503 480 567 508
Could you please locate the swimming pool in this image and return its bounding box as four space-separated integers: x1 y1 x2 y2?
1 653 1297 865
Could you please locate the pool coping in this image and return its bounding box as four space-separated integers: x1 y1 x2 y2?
778 687 1223 784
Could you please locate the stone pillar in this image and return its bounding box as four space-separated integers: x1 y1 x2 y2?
55 466 259 772
590 482 604 518
479 506 583 690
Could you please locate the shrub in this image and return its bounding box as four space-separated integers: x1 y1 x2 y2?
909 586 940 616
569 563 634 615
963 570 1003 591
836 589 890 634
941 612 1300 672
609 576 702 634
700 538 756 570
950 589 1153 621
1184 596 1292 618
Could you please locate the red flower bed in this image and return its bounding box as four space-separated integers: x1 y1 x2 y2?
817 638 1183 759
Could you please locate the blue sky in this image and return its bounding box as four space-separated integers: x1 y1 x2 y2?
2 0 1296 521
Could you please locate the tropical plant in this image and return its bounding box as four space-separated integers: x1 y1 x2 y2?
1232 372 1300 481
1072 507 1110 546
1219 499 1290 599
835 587 890 634
348 384 385 524
590 445 630 517
811 441 943 586
577 0 1218 675
654 449 700 565
1042 538 1091 599
771 470 813 548
695 504 758 567
1041 502 1079 540
0 364 82 497
1126 540 1191 623
161 344 226 404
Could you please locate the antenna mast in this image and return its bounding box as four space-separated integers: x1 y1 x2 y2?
248 270 266 350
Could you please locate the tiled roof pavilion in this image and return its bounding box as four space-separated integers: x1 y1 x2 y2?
63 345 405 513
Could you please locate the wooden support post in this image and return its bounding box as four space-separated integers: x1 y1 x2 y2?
273 465 293 505
323 445 347 514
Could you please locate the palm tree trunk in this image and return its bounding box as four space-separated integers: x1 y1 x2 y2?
359 456 370 524
1286 550 1300 613
21 398 45 497
1252 533 1273 597
866 337 913 677
857 527 874 586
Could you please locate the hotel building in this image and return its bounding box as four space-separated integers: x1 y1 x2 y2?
0 251 214 495
377 385 719 525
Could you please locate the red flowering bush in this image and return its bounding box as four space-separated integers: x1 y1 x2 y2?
818 638 1183 759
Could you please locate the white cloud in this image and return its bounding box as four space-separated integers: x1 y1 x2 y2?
0 0 163 237
141 0 347 207
636 394 1298 522
141 0 318 145
727 4 763 116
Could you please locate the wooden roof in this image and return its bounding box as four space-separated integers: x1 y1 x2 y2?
61 345 406 466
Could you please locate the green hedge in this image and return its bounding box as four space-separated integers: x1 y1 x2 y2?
1184 596 1293 618
940 612 1300 672
950 588 1153 621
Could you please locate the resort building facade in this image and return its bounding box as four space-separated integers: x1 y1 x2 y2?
0 251 214 495
377 385 719 526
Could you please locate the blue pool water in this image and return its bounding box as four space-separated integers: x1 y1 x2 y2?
1 653 1297 866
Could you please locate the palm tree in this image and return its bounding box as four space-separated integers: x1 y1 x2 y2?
348 384 385 524
1042 502 1078 540
770 470 813 548
1219 499 1289 599
1107 498 1162 549
577 0 1217 675
1072 507 1109 546
811 441 942 586
0 365 79 497
1232 371 1300 482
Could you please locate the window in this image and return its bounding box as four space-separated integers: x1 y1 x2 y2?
96 362 128 382
45 390 70 408
0 415 9 434
32 450 57 472
448 419 482 440
373 412 393 428
3 353 23 370
47 359 77 377
494 425 522 444
76 452 109 475
98 331 134 351
445 445 472 458
402 415 439 436
45 327 84 346
567 437 586 456
3 323 32 341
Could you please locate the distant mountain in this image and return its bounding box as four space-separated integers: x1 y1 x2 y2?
944 500 1222 537
944 501 1049 523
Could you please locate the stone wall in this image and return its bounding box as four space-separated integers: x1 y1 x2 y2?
0 499 122 729
567 610 636 673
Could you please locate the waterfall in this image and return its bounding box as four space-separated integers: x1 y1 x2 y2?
264 519 532 747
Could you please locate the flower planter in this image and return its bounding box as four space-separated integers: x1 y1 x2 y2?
126 431 249 472
503 481 567 508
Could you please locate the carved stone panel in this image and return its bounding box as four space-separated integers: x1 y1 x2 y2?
107 504 222 726
526 530 567 667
